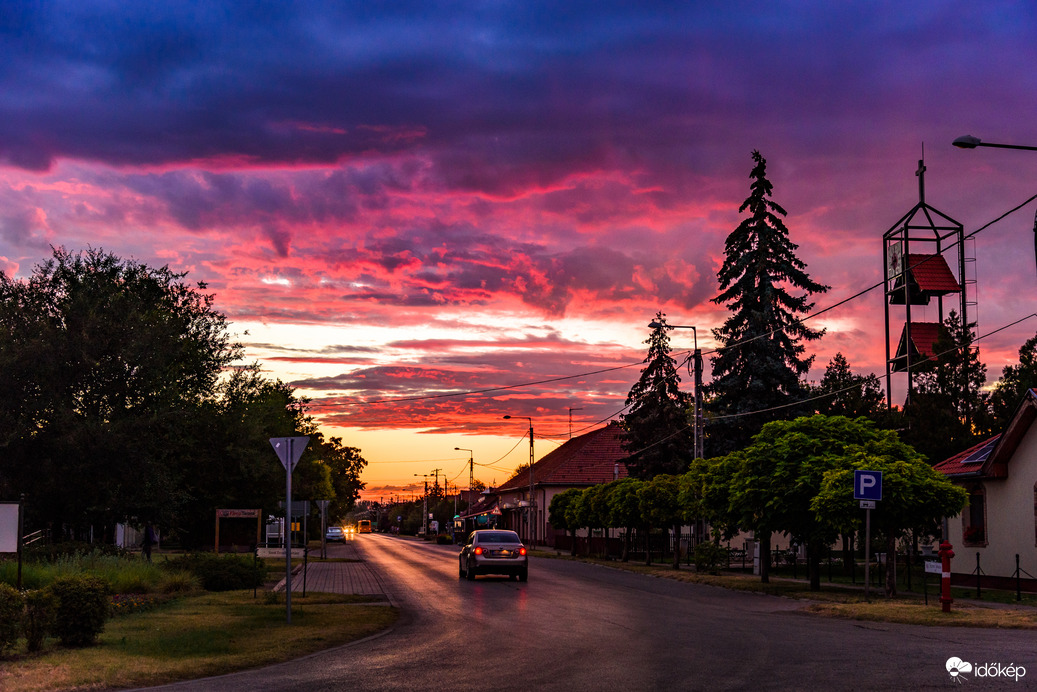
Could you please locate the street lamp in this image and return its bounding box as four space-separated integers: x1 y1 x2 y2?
454 447 474 494
649 320 704 460
503 415 536 545
953 134 1037 275
414 473 431 537
952 135 1037 151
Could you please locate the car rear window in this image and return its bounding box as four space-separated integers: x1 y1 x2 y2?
477 532 521 544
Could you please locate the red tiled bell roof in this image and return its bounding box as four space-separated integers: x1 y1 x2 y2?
495 421 628 491
905 254 961 294
892 321 941 372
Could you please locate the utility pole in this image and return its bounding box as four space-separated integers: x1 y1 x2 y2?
504 415 535 545
568 407 583 438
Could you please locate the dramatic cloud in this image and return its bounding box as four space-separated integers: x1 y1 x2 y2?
3 1 1037 493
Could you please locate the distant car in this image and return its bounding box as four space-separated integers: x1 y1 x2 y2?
459 530 528 581
326 526 346 542
344 525 355 536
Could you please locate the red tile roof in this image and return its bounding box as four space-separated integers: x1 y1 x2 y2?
906 254 961 294
496 422 628 491
934 389 1037 480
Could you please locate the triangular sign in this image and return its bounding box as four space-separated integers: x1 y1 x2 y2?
270 436 310 471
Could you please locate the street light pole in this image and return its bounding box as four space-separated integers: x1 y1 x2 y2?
953 134 1037 275
953 135 1037 151
455 447 474 494
649 321 703 459
503 415 535 545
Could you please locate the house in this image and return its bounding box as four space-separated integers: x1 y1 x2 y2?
465 422 628 547
933 388 1037 591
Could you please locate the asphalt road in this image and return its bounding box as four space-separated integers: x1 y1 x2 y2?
148 534 1035 691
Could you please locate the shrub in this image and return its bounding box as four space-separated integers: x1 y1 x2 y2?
0 583 23 653
48 575 111 647
161 553 266 591
436 534 453 545
158 570 200 594
693 542 729 575
23 589 57 652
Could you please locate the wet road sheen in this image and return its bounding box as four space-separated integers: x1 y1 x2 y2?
151 534 1036 691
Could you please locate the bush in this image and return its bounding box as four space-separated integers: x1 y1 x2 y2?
693 542 729 575
158 570 200 594
23 589 57 652
0 583 23 653
48 575 111 647
160 553 266 591
436 534 453 545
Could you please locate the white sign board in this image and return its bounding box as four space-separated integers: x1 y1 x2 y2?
0 503 18 552
258 547 304 559
924 560 942 575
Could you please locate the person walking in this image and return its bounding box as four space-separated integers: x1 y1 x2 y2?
142 522 157 562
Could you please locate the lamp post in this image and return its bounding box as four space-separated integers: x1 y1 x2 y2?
952 135 1037 151
953 134 1037 277
414 473 431 537
503 415 535 545
455 447 474 494
649 320 704 460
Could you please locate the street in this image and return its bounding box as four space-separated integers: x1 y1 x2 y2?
150 534 1034 691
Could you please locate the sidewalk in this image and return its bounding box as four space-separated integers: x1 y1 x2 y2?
272 539 391 600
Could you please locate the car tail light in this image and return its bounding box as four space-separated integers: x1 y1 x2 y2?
519 547 527 556
474 546 483 555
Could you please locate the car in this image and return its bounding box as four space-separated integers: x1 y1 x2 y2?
326 526 346 542
458 529 528 581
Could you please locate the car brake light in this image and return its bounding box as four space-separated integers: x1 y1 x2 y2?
519 547 527 556
474 546 483 555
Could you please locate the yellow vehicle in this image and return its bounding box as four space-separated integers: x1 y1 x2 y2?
358 519 372 533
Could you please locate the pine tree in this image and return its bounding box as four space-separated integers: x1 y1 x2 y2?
811 352 885 419
990 332 1037 427
621 313 694 479
902 311 990 462
707 151 829 454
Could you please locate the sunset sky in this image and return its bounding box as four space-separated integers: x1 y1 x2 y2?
3 2 1037 501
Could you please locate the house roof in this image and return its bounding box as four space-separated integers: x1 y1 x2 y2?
934 388 1037 480
495 421 628 492
905 254 961 294
892 321 941 372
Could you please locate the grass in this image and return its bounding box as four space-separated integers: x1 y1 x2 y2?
0 590 398 692
539 549 1037 628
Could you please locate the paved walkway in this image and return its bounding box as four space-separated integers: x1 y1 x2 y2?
272 539 389 599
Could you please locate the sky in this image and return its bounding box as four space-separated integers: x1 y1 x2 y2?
3 1 1037 501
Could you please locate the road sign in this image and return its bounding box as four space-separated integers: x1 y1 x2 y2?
270 436 310 472
859 500 876 509
853 470 883 501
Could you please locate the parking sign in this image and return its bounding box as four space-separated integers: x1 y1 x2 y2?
854 470 882 501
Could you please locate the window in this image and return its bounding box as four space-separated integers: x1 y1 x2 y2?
963 484 986 546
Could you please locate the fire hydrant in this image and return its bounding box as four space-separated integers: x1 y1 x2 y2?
938 540 955 613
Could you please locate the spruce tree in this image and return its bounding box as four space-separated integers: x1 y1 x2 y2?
811 352 885 419
621 312 694 479
707 151 829 454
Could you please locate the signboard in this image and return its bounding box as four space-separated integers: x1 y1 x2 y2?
0 503 19 553
859 500 876 510
217 509 260 518
924 560 942 575
258 547 304 559
270 436 310 472
854 470 883 501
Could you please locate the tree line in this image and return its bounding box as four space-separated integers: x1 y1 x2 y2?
606 151 1034 596
0 248 366 548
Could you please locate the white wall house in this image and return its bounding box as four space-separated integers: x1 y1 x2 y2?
934 388 1037 590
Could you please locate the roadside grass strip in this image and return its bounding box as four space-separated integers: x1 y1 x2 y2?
0 590 398 692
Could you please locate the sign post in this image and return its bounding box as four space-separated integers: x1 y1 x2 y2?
271 436 309 623
854 470 882 601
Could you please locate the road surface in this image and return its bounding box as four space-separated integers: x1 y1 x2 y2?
149 533 1034 690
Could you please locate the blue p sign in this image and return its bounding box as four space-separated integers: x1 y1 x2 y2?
854 470 882 501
